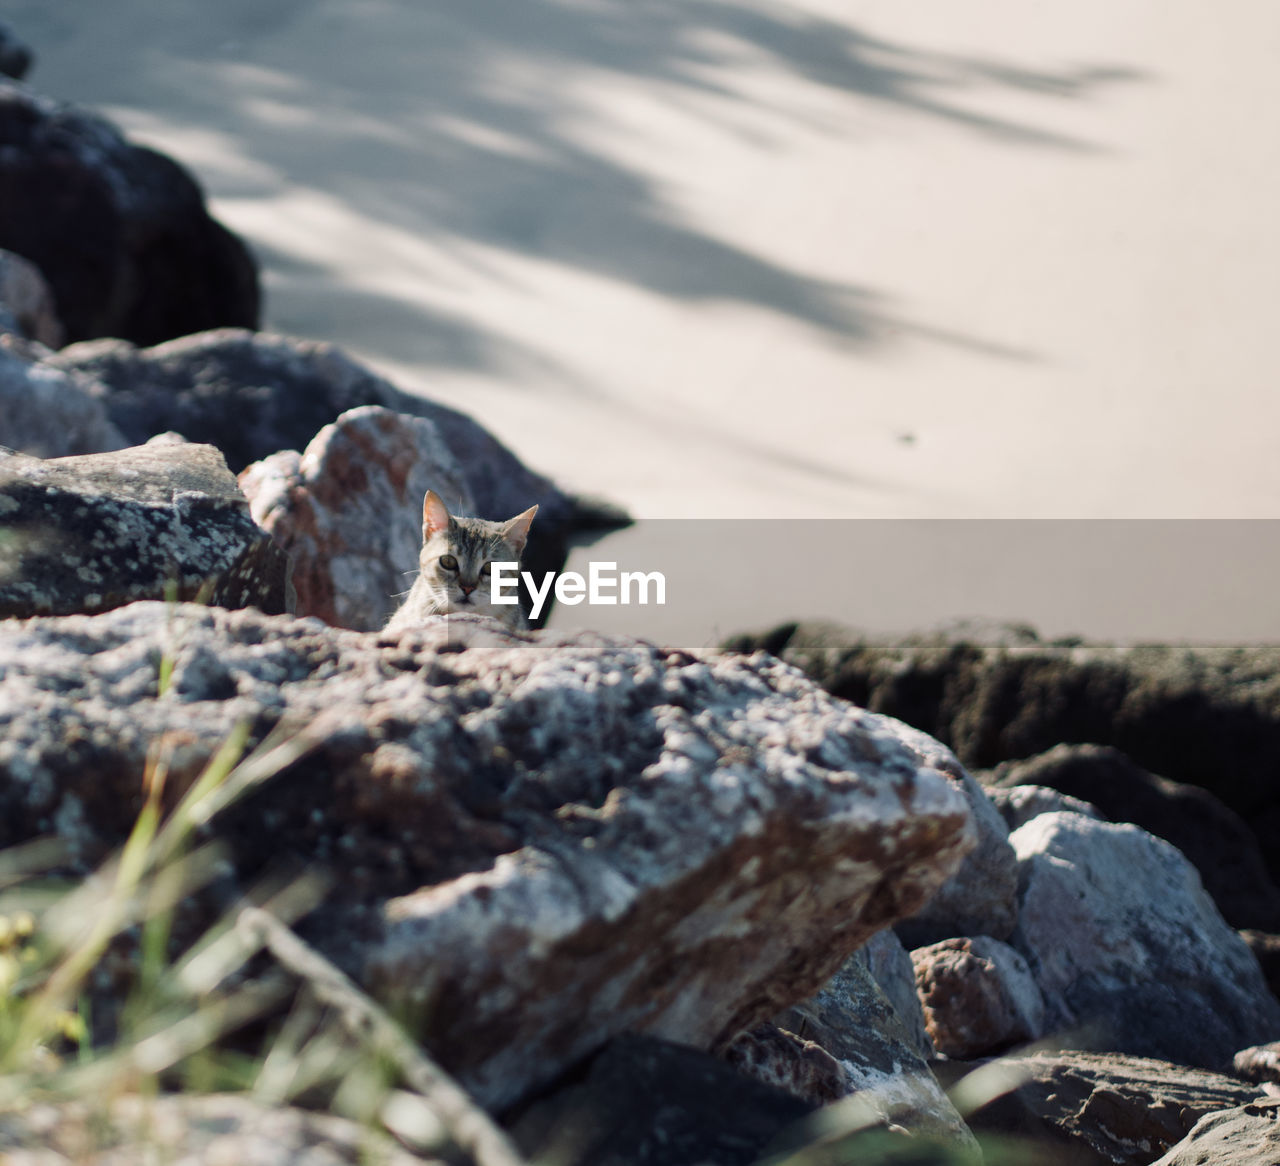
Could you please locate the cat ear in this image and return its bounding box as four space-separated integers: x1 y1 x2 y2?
422 490 452 538
502 504 538 555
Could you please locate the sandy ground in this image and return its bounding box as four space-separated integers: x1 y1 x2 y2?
5 1 1280 639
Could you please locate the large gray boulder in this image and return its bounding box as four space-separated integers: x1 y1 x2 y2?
0 441 290 618
986 743 1280 931
0 605 976 1111
0 83 258 346
0 346 126 458
1009 812 1280 1069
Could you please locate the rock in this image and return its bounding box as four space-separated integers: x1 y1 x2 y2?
0 443 291 619
240 405 473 631
986 743 1280 931
984 783 1103 831
1150 1099 1280 1165
0 250 63 346
853 928 934 1060
1242 929 1280 1002
0 346 126 458
776 944 975 1147
1233 1042 1280 1085
0 606 977 1111
0 83 258 346
912 936 1045 1058
0 20 32 81
0 1093 429 1165
966 1050 1264 1166
1009 812 1280 1068
723 1022 851 1105
722 622 1280 885
51 328 604 597
509 1033 813 1166
885 721 1018 947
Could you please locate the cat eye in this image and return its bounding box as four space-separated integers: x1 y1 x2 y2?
439 554 458 571
480 562 492 576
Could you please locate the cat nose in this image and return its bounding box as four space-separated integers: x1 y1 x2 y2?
460 581 477 596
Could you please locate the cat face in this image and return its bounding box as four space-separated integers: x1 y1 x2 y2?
415 490 537 619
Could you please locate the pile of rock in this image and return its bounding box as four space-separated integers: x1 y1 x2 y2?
5 26 1280 1166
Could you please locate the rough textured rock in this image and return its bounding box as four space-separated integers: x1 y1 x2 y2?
723 1022 850 1105
1234 1041 1280 1085
723 621 1280 884
0 83 258 346
1010 812 1280 1068
0 443 291 618
0 346 126 458
776 946 975 1148
912 936 1045 1058
0 604 976 1111
240 405 474 630
986 743 1280 931
985 783 1102 831
52 328 608 598
0 21 32 81
510 1034 813 1166
0 249 63 346
853 928 934 1060
1151 1099 1280 1166
966 1050 1264 1166
0 1093 429 1165
53 329 578 517
872 719 1017 947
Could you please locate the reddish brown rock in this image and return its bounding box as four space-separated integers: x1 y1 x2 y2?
241 404 473 629
912 936 1045 1058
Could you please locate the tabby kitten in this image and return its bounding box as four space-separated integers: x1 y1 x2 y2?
385 490 538 631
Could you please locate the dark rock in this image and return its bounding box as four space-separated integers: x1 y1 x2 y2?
1242 929 1280 1002
0 605 977 1110
1009 812 1280 1069
966 1050 1264 1166
723 1022 850 1105
0 248 63 346
853 928 934 1060
0 442 291 618
240 405 471 631
0 1093 431 1164
911 936 1045 1058
985 743 1280 931
1150 1098 1280 1165
0 82 258 346
724 621 1280 885
0 21 32 81
0 345 125 457
508 1033 813 1166
776 946 975 1146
